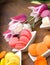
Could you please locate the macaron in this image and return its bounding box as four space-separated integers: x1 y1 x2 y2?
20 36 29 45
9 37 19 48
43 35 50 48
28 44 37 56
20 29 31 40
36 43 48 56
5 52 20 65
15 41 25 50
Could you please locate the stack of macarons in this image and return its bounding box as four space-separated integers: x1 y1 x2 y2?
28 43 48 56
0 52 20 65
28 35 50 56
9 29 32 50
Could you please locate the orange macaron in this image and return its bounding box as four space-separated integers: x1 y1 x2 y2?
36 43 48 56
28 44 37 56
43 35 50 48
28 42 48 56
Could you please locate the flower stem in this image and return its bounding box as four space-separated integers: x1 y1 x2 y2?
31 17 42 28
26 16 34 23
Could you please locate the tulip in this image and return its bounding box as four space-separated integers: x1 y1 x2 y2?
9 22 23 34
9 14 27 26
28 4 48 17
3 30 11 36
42 17 50 26
23 23 32 31
28 4 48 23
3 30 13 42
40 10 50 18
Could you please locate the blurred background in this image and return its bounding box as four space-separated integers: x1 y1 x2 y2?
0 0 50 3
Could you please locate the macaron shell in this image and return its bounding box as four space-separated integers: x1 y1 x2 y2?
43 35 50 48
9 37 19 48
15 41 25 50
28 44 37 56
15 41 26 45
8 57 20 65
36 43 48 56
20 29 31 40
15 45 25 50
20 36 29 45
5 52 16 62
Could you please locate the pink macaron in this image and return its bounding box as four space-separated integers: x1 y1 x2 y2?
9 37 19 48
20 36 29 45
15 41 26 49
15 44 25 50
20 29 32 40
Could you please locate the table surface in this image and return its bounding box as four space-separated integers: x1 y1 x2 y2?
0 0 50 65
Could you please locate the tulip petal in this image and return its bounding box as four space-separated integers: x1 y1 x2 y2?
10 14 27 23
4 33 13 42
40 10 50 18
3 30 11 36
28 4 48 17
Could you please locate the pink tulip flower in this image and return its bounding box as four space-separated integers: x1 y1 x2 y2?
40 10 50 18
28 4 48 17
9 14 27 26
3 30 13 42
3 30 11 36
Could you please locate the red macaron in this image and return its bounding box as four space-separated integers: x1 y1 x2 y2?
9 37 19 48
